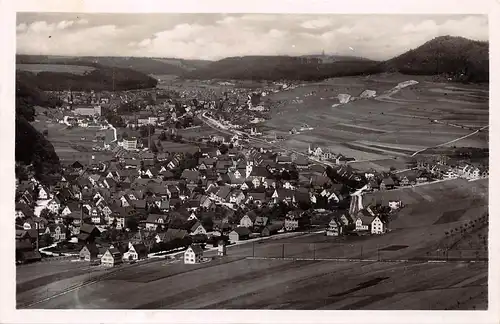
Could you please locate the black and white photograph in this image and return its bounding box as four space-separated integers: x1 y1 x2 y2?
2 0 499 323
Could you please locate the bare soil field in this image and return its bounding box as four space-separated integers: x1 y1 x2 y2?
264 74 488 160
348 157 412 172
23 256 486 310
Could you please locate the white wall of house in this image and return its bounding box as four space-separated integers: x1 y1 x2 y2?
184 248 202 264
371 217 385 234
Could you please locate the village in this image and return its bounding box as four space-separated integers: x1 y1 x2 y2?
15 115 488 268
16 79 489 268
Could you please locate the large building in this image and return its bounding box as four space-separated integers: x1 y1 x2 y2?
122 138 138 151
73 105 102 117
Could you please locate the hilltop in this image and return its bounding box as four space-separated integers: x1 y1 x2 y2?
383 36 489 83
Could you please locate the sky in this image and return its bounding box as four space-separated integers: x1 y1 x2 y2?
16 13 488 61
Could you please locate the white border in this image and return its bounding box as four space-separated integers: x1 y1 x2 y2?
1 0 499 323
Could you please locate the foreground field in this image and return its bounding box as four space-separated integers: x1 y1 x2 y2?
21 257 487 310
264 74 488 160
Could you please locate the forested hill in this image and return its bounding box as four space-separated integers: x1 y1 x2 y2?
382 36 489 83
15 80 61 184
16 62 158 92
181 36 488 83
181 56 383 81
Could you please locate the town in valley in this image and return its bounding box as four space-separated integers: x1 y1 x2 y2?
14 13 489 310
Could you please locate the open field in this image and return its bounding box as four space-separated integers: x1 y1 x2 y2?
178 124 219 139
264 74 488 160
17 64 96 75
19 190 488 311
348 157 412 172
32 120 115 162
157 140 200 154
21 255 487 310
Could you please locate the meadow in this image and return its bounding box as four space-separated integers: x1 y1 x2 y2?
263 74 489 161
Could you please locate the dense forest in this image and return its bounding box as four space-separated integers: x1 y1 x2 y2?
15 80 61 185
182 56 383 81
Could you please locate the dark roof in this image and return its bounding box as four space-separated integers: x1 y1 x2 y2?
131 243 148 255
231 227 252 236
82 243 99 255
188 244 204 254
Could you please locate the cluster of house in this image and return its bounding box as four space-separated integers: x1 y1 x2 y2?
417 158 488 181
307 144 356 164
326 207 388 237
15 140 365 264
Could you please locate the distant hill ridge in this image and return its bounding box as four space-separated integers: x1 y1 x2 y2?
16 36 488 83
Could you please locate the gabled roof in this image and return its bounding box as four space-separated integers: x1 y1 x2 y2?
231 227 252 236
247 192 266 201
82 243 99 255
188 244 204 254
216 186 231 200
357 214 375 225
131 243 148 255
190 221 204 232
146 213 167 223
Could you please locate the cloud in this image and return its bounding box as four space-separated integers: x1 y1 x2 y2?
57 20 74 30
16 23 27 32
300 18 333 29
28 21 55 34
16 14 488 60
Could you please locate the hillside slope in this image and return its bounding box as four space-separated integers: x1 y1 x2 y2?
16 63 158 91
182 55 383 81
16 55 211 76
383 36 489 83
15 80 61 184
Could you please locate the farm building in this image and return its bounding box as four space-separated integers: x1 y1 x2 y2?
284 211 310 232
355 213 374 232
326 218 343 236
79 243 99 261
379 177 395 191
371 216 386 235
239 214 254 228
189 221 207 236
229 227 252 242
124 242 148 261
184 245 204 264
101 248 123 267
78 224 101 244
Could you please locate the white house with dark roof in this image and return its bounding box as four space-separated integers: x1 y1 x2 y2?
184 245 204 264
